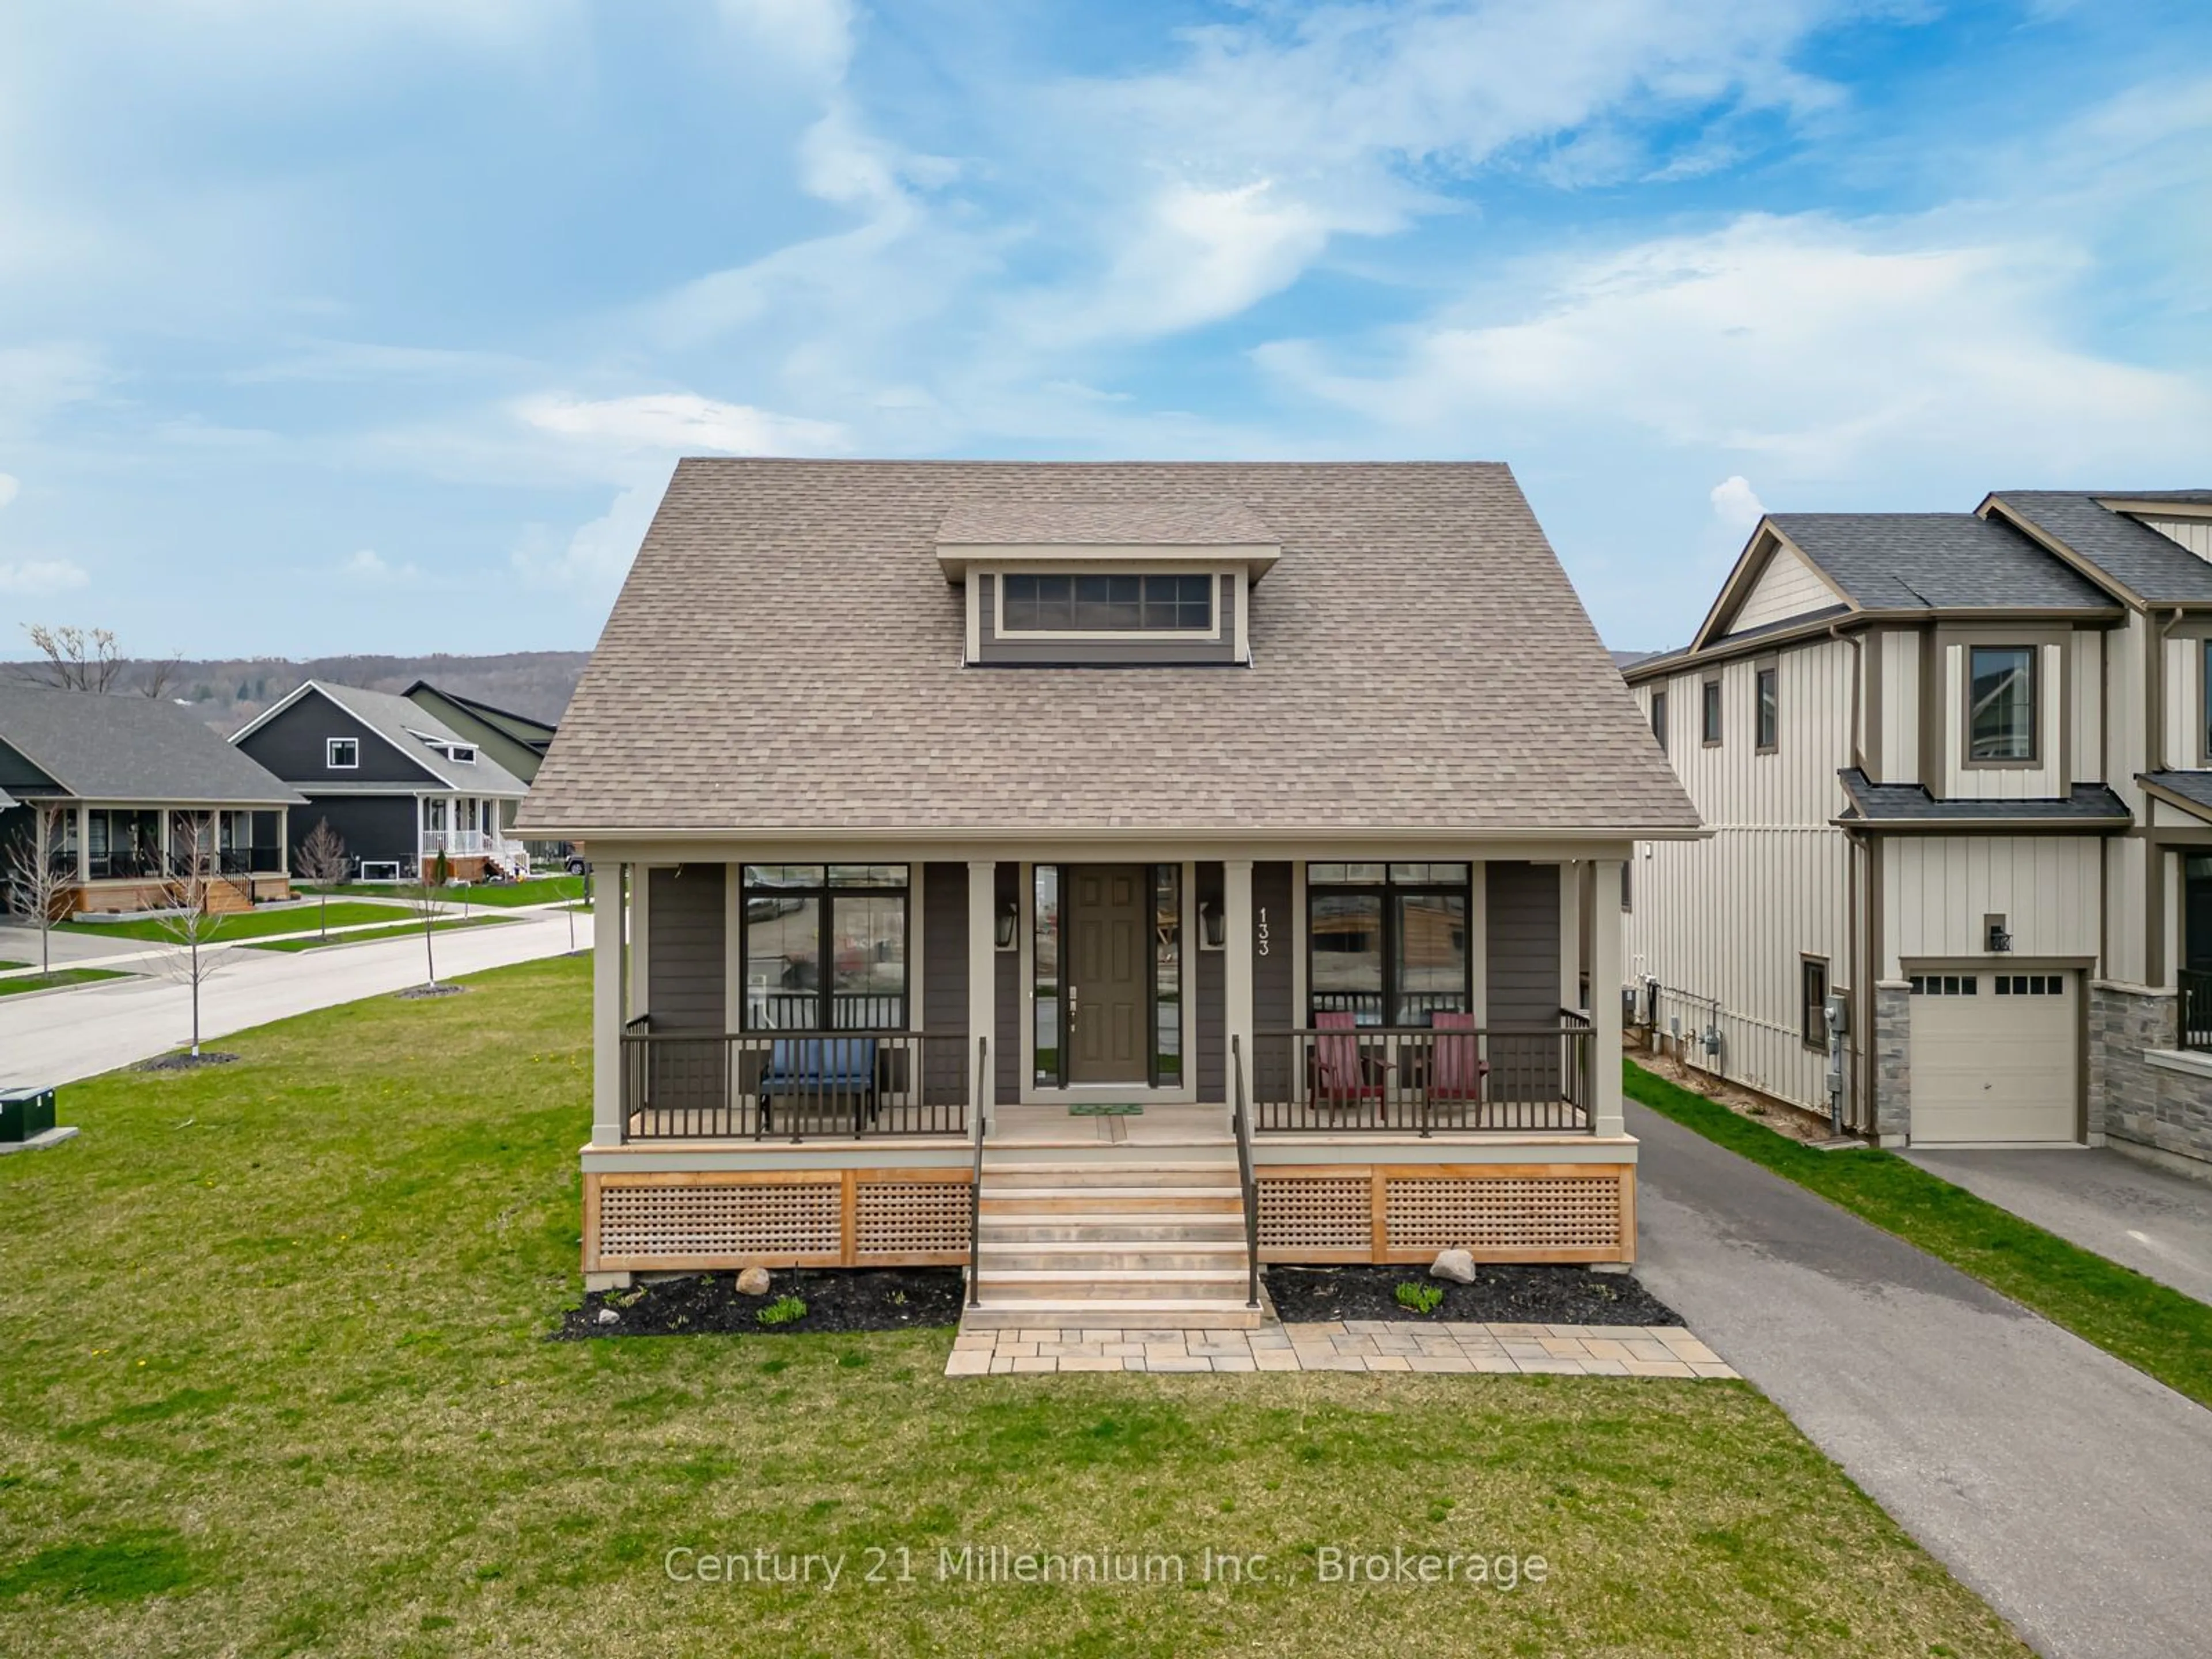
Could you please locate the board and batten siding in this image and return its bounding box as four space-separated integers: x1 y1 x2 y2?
1627 635 1857 1112
1877 630 1921 784
2071 628 2104 783
645 864 726 1029
1732 543 1835 632
1880 836 2100 979
1941 639 2065 800
2162 633 2206 771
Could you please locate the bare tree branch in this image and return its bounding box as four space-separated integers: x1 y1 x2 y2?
152 814 233 1058
136 650 184 700
18 624 124 693
2 801 72 976
294 818 350 939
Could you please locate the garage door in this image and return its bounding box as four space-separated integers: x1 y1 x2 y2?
1907 971 2077 1143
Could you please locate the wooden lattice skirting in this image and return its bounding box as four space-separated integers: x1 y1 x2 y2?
584 1169 973 1272
1255 1164 1635 1265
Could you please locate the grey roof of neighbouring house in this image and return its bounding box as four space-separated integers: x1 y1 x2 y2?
521 459 1702 838
1764 513 2116 615
1987 492 2212 605
1835 769 2131 826
2141 771 2212 816
0 681 305 805
298 681 530 797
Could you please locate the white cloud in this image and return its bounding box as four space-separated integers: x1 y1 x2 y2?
509 477 666 596
0 472 17 509
1710 475 1765 533
1257 211 2212 483
0 557 88 594
338 547 419 582
514 392 847 457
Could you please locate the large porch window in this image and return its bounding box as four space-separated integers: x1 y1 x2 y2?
1307 862 1471 1027
741 864 908 1031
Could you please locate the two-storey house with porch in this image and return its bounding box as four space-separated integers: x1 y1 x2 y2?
519 459 1701 1325
1623 489 2212 1175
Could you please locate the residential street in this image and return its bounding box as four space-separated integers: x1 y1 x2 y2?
1630 1102 2212 1659
1905 1147 2212 1307
0 909 592 1090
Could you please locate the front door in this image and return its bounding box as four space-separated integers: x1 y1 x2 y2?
1067 864 1148 1084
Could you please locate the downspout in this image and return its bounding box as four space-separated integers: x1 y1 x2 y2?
1833 622 1869 1135
2150 608 2183 989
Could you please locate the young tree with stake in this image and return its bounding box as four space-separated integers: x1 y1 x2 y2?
2 801 73 975
153 815 230 1060
294 818 350 938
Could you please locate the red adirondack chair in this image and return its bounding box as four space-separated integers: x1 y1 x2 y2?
1312 1010 1388 1118
1426 1011 1489 1126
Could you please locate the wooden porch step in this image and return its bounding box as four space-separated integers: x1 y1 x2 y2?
979 1217 1247 1243
979 1162 1238 1184
978 1188 1242 1208
960 1301 1265 1331
980 1266 1249 1288
980 1247 1244 1274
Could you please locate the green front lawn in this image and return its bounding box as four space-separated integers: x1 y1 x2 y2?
1626 1059 2212 1410
245 915 513 954
0 964 2025 1657
0 967 131 997
58 900 411 945
304 875 583 908
0 959 25 971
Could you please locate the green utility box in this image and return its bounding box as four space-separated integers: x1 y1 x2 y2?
0 1086 56 1144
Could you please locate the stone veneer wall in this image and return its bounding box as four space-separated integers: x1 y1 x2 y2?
2089 983 2212 1168
1872 983 1911 1145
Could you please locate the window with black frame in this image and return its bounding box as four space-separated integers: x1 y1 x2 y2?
1306 863 1471 1027
741 864 908 1031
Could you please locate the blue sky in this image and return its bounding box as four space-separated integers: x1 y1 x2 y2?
1 1 2207 658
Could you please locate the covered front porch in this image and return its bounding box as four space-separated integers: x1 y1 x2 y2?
579 844 1633 1285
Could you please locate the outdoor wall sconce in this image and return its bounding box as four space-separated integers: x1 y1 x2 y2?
1985 914 2013 953
995 896 1019 950
1199 899 1226 950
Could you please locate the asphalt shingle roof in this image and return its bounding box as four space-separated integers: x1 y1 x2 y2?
935 499 1278 547
1836 769 2130 825
305 682 531 797
0 681 304 805
1988 492 2212 605
521 459 1700 838
2141 771 2212 816
1763 513 2115 615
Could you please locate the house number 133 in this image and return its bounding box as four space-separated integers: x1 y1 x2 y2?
1256 907 1269 956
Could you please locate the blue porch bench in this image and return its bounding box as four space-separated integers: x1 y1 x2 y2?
758 1037 880 1135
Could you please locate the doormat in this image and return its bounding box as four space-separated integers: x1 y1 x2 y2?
1067 1102 1145 1117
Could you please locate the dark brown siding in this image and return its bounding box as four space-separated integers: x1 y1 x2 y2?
647 863 726 1030
922 863 967 1037
1196 861 1225 1101
1252 861 1294 1101
994 863 1021 1098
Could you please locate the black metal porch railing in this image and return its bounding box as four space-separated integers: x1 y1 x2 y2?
746 991 910 1032
2180 969 2212 1053
619 1025 971 1141
1248 1018 1594 1134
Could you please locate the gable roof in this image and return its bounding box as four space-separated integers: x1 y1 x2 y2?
402 683 559 752
235 680 531 797
1766 514 2114 612
1983 491 2212 607
521 458 1700 840
0 681 305 805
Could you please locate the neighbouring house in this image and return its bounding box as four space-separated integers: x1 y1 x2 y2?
0 680 305 914
230 680 531 883
1623 488 2212 1175
518 459 1700 1322
403 681 571 868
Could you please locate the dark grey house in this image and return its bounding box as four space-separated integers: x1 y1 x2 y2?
0 681 304 914
230 680 530 882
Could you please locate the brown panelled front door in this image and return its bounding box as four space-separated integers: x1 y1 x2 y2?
1067 864 1148 1084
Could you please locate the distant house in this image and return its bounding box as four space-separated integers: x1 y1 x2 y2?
401 682 559 784
0 681 304 914
230 681 530 882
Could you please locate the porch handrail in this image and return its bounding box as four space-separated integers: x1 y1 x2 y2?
619 1027 970 1141
1247 1018 1595 1135
967 1034 988 1309
1230 1035 1260 1310
2181 969 2212 1054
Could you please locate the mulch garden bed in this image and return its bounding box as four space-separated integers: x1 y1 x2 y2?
555 1267 965 1340
136 1051 240 1072
1265 1263 1680 1327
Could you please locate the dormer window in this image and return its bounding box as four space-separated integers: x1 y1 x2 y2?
448 744 476 764
1001 573 1213 635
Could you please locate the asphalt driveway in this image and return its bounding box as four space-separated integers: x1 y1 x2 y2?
1905 1147 2212 1306
1630 1101 2212 1659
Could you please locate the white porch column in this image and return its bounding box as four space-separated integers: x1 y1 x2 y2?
1225 858 1254 1103
74 801 90 883
1592 858 1625 1138
967 861 997 1114
592 862 627 1146
1558 861 1582 1014
278 806 291 877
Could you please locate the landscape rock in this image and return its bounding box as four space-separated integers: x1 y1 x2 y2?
595 1307 620 1325
1429 1248 1478 1284
736 1266 772 1297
